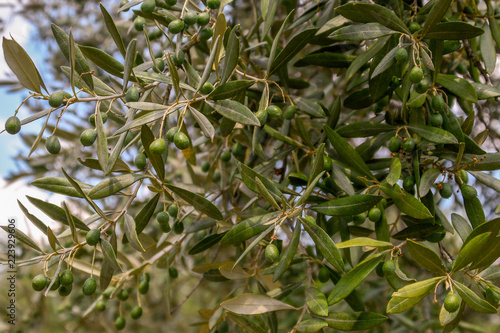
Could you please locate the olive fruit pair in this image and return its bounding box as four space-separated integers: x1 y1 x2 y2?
388 137 415 153
157 212 171 233
151 132 190 153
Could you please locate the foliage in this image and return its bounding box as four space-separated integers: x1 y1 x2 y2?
2 0 500 332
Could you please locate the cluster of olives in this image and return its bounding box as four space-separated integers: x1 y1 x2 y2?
101 274 151 331
156 203 182 233
255 104 297 126
128 0 219 45
31 228 102 296
4 90 75 155
31 268 77 296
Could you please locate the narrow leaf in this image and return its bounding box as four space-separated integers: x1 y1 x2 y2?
406 240 446 275
311 195 382 216
305 287 329 317
206 99 260 126
221 294 297 315
2 37 41 93
300 217 344 272
273 222 301 282
166 184 223 220
124 214 145 252
88 174 147 200
100 238 122 272
328 255 383 305
453 280 498 314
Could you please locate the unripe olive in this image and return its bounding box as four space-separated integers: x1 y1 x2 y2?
156 212 170 225
184 11 198 25
95 300 106 312
403 176 415 192
463 5 474 15
213 169 221 182
168 203 178 217
168 19 184 34
323 155 333 172
352 212 366 225
131 306 143 319
169 267 179 279
141 0 155 14
444 293 461 312
134 16 147 31
318 267 330 283
408 21 422 34
60 269 73 287
402 137 416 152
429 113 443 127
461 184 477 199
267 105 282 119
82 277 97 296
32 274 48 291
134 153 147 169
283 105 297 119
456 170 469 185
174 131 190 150
220 150 231 162
166 127 179 142
138 280 149 294
58 284 72 297
117 289 129 301
173 50 185 66
165 0 177 5
173 220 184 234
382 260 396 276
125 86 140 102
432 95 446 112
232 142 245 157
207 0 221 9
199 27 213 41
265 244 279 263
50 276 61 291
86 229 100 246
153 58 165 73
368 207 382 222
439 183 453 199
201 161 210 172
89 112 108 127
48 91 67 107
149 138 166 154
102 286 116 299
197 12 210 26
200 81 214 94
115 316 126 330
255 109 268 126
388 137 402 153
5 116 21 134
159 222 171 233
80 129 97 146
394 47 408 63
414 78 429 94
409 66 424 84
45 135 61 155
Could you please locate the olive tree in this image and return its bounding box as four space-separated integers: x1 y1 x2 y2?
2 0 500 332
